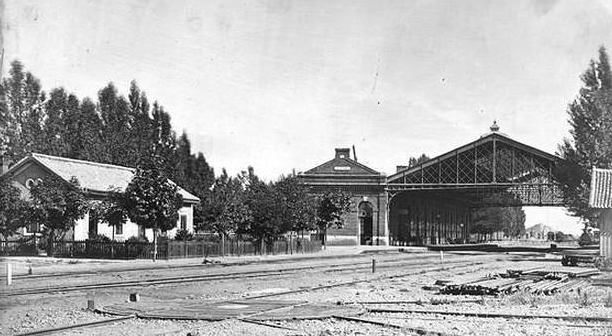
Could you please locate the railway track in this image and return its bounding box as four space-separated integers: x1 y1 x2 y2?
7 250 419 280
2 255 494 297
243 260 486 301
14 316 135 336
11 258 489 336
6 250 441 280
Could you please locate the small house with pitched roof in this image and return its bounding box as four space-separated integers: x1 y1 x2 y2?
0 153 199 242
590 167 612 258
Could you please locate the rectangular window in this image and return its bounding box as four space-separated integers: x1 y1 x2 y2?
89 215 98 236
25 222 39 234
116 223 123 235
180 215 187 230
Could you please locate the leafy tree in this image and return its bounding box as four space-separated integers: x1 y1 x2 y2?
554 231 573 243
557 46 612 225
470 208 503 241
98 83 133 166
90 189 129 241
126 81 154 166
0 180 28 239
190 152 216 224
315 190 351 247
123 158 183 260
470 206 525 240
408 154 430 167
201 169 251 238
274 175 317 235
500 207 526 238
240 169 286 249
26 176 88 256
72 98 105 162
43 88 71 156
0 60 46 161
150 102 177 175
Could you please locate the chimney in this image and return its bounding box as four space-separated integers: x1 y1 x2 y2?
396 165 408 173
335 148 351 159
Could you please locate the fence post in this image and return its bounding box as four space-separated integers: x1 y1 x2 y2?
221 235 225 257
6 263 12 285
167 239 170 260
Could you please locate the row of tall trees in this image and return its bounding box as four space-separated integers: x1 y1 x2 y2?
470 207 526 241
0 59 352 251
0 60 215 224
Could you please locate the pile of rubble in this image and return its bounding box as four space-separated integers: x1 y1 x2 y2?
438 267 600 296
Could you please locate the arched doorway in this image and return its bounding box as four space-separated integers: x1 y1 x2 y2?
359 202 374 245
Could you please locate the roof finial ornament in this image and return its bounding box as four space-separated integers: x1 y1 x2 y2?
490 120 500 132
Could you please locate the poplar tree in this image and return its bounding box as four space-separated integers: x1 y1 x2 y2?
76 98 105 163
43 88 71 156
98 83 132 166
1 61 46 161
557 46 612 225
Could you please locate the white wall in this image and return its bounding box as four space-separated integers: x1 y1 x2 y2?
73 213 89 240
97 219 140 242
73 204 195 242
163 204 194 239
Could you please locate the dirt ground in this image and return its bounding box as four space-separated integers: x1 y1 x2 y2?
1 249 611 336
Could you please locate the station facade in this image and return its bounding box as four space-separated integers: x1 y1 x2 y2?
298 124 563 246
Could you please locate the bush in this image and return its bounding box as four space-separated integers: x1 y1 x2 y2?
87 233 112 242
126 235 149 243
577 231 595 246
174 229 194 241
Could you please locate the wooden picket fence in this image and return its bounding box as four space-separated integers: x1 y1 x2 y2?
1 238 322 260
165 238 322 259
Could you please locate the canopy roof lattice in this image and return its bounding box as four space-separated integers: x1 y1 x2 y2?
387 124 564 207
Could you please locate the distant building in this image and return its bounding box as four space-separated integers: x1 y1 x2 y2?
589 167 612 258
0 153 199 242
524 223 555 240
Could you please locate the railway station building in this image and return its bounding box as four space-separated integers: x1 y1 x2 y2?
299 123 564 246
1 153 200 242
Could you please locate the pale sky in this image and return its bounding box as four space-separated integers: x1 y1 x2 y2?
2 0 612 235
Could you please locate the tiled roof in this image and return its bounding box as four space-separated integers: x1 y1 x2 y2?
9 153 199 203
590 167 612 208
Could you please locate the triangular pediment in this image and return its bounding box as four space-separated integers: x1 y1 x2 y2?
304 157 380 176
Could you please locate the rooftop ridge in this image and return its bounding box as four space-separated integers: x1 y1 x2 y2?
32 153 136 172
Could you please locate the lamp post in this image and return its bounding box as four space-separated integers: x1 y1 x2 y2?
460 223 464 244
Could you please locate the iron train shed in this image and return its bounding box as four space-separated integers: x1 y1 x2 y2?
298 124 564 246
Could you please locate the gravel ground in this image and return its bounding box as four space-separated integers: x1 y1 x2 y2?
2 251 611 336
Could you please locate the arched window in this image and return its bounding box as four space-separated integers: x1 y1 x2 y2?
25 179 36 189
